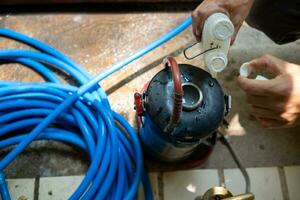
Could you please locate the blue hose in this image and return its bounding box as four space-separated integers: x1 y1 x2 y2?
0 16 192 200
0 173 10 200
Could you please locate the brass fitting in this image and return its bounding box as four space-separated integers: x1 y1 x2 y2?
201 187 254 200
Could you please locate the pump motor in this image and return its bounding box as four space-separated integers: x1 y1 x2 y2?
134 57 231 163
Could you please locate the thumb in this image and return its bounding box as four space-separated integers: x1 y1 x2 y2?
230 29 238 45
230 23 242 45
237 76 275 96
249 54 284 75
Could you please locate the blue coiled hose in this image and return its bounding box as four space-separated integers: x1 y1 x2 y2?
0 16 192 200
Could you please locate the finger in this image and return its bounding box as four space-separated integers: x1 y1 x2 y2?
250 105 283 120
192 9 205 42
230 32 237 45
230 21 242 45
246 95 267 105
256 117 286 128
249 54 284 75
246 95 287 112
192 16 204 42
237 76 275 96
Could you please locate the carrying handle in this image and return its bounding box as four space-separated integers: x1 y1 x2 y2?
183 42 219 60
163 57 183 133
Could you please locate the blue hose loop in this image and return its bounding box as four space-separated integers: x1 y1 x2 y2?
0 173 10 200
0 16 192 200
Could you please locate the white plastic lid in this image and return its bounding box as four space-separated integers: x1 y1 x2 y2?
240 62 251 77
240 62 268 80
206 52 228 73
210 13 234 41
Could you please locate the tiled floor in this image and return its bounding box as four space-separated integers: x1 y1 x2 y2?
6 178 35 200
284 166 300 200
138 173 160 200
224 168 283 200
4 166 300 200
163 169 219 200
39 176 83 200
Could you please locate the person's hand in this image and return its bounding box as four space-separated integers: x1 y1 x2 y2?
237 54 300 128
192 0 254 44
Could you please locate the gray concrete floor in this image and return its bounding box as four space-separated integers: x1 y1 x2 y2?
0 11 299 178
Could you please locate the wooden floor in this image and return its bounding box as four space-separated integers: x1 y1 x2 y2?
0 10 300 177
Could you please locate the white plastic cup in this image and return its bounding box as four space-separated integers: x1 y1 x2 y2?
240 62 251 77
239 62 268 80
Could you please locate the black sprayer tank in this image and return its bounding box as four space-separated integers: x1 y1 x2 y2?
135 57 230 162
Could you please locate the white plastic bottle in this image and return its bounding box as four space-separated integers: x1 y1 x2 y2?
202 13 234 75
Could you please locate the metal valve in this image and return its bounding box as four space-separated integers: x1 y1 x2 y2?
199 187 254 200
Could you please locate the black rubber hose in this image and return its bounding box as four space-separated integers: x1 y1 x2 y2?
219 134 251 193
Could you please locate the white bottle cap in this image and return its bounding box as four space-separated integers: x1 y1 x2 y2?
206 52 228 73
240 62 251 77
211 13 234 41
240 62 268 80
